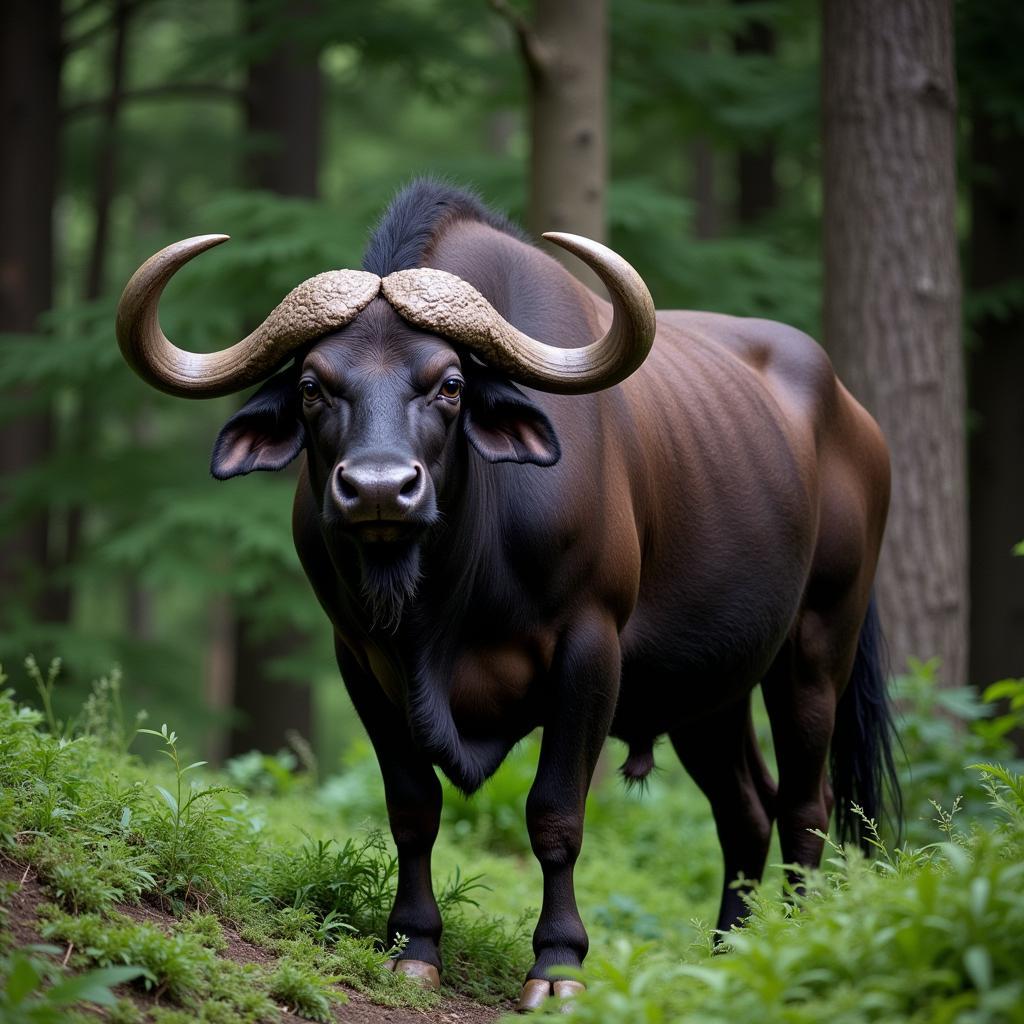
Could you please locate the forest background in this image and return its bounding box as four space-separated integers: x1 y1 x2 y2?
1 0 1022 772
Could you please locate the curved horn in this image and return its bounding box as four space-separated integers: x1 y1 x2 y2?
116 235 381 398
380 232 656 395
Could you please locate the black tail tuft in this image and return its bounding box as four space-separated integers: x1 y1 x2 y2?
829 594 903 851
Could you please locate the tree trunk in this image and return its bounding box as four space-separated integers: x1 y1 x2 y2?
225 0 322 758
967 112 1024 689
497 0 607 288
734 0 778 225
822 1 966 684
0 1 61 605
45 0 134 627
244 0 322 198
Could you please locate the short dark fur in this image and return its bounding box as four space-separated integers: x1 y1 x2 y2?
205 179 900 998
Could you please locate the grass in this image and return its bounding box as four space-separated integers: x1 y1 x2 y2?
0 656 1022 1021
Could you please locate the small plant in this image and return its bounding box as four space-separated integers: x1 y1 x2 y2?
253 831 397 938
225 748 304 796
24 656 63 738
267 957 343 1022
79 666 147 754
0 947 144 1023
978 677 1024 741
175 912 228 953
138 723 237 907
35 837 155 914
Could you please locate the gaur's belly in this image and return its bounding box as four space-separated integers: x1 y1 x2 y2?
613 578 803 736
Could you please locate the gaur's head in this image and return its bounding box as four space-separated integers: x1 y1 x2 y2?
116 227 654 627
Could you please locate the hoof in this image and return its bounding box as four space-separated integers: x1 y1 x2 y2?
384 958 441 991
517 978 585 1013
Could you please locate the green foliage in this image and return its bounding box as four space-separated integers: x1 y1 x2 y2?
440 905 531 1004
40 907 279 1020
0 948 145 1024
889 659 1023 844
253 831 397 938
34 836 154 914
266 957 343 1022
224 747 310 797
136 723 241 908
0 677 529 1011
175 911 229 953
980 678 1024 735
525 769 1024 1024
8 660 1024 1019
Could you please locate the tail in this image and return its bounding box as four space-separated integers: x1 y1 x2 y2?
829 593 903 851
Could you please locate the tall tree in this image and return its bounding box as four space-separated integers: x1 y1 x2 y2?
47 0 136 627
0 1 61 608
961 2 1024 688
690 37 719 241
492 0 607 288
733 0 778 225
244 0 322 197
822 1 966 683
226 0 324 758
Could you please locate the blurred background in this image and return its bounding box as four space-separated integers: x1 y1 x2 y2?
0 0 1020 772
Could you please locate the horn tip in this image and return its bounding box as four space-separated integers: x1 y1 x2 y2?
541 230 586 245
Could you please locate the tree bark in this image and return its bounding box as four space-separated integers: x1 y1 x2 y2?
822 0 966 683
690 139 719 240
495 0 607 288
967 112 1024 689
244 0 323 199
224 0 322 757
734 0 778 225
45 0 134 627
0 1 61 605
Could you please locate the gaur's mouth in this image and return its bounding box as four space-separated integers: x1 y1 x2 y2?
347 520 424 545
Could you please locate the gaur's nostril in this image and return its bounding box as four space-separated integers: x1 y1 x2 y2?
399 465 422 498
336 466 360 503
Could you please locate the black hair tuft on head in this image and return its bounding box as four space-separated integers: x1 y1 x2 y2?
361 177 528 277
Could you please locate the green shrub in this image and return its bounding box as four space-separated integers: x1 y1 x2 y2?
251 831 397 938
525 768 1024 1024
34 836 154 914
891 660 1023 844
266 957 343 1022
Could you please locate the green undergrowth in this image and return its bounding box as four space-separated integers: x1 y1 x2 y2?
0 660 520 1019
1 656 1023 1022
523 780 1024 1024
519 671 1024 1024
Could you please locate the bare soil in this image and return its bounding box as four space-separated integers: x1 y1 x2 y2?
0 859 509 1024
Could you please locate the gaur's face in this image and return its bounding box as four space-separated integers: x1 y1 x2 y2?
300 301 465 545
210 299 559 626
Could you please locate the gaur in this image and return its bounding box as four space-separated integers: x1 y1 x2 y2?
116 181 899 1011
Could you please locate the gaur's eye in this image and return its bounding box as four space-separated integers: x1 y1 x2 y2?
438 377 463 401
299 379 321 402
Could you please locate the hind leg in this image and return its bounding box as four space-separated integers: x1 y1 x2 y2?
670 696 777 932
762 600 862 880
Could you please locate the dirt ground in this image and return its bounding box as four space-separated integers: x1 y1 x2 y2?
0 860 509 1024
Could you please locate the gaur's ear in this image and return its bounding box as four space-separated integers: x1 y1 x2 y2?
462 375 561 467
210 370 305 479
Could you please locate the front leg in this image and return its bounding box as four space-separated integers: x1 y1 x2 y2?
335 641 443 988
519 611 621 1011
